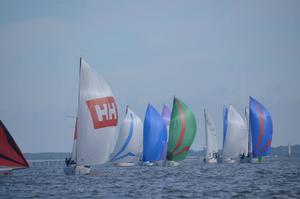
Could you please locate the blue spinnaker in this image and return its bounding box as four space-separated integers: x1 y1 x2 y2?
143 104 168 162
223 106 228 148
250 97 273 158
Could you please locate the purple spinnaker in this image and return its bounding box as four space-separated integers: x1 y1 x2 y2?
160 104 172 160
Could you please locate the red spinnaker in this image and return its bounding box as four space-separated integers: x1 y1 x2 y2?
0 120 29 168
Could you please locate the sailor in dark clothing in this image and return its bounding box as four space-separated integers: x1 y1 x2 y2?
241 153 245 159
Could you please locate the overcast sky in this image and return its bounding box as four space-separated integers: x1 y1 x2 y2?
0 1 299 152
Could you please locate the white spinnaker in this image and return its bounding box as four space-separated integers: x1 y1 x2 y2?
76 59 118 166
204 110 218 158
223 105 248 159
245 107 252 155
111 108 143 163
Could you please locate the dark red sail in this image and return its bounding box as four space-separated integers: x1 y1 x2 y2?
0 120 29 168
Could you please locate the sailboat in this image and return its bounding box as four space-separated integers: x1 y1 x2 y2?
203 110 218 163
143 104 168 165
0 120 29 175
166 97 197 166
223 105 248 163
249 96 273 163
161 104 171 160
64 58 118 175
240 107 252 163
288 143 291 157
219 105 229 163
111 107 143 166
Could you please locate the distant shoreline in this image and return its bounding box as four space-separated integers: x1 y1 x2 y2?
24 145 300 160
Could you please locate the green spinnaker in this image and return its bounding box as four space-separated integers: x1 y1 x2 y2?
167 98 197 162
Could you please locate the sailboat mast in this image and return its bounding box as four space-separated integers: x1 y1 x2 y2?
75 57 82 162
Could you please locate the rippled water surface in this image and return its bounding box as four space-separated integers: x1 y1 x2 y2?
1 156 300 198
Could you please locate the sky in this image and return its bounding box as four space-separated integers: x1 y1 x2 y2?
0 1 299 153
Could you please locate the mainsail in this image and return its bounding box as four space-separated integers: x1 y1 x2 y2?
250 96 273 158
167 98 197 162
204 110 218 159
161 104 171 160
75 59 118 166
223 105 248 159
0 120 29 169
143 104 167 162
111 107 143 163
245 107 252 156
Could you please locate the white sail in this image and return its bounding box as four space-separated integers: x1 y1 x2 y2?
76 59 118 166
204 110 218 159
223 105 248 159
288 143 291 157
111 108 143 163
245 107 252 156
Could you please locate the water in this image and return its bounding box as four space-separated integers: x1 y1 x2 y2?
1 156 300 198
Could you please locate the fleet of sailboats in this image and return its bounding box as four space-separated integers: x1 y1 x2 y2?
1 57 277 176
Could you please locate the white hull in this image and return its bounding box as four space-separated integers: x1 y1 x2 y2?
223 158 235 164
204 158 217 164
142 161 155 166
114 162 136 167
166 161 180 167
0 168 13 175
64 165 91 175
